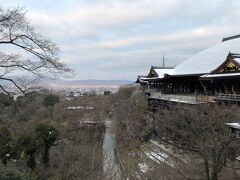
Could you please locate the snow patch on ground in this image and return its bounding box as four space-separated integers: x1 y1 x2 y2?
81 120 96 124
66 106 94 110
150 140 190 164
150 140 172 154
145 151 174 167
138 163 149 173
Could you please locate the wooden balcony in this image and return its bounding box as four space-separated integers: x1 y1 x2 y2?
148 92 213 105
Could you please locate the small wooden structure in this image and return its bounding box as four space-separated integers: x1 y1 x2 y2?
225 123 240 138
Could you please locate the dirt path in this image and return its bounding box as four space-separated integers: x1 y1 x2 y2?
102 118 123 179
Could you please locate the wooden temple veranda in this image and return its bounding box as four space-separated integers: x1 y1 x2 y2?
136 35 240 108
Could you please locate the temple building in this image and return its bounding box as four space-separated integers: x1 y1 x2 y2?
137 35 240 106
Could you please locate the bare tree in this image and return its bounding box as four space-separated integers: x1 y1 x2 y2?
113 87 240 179
0 7 70 96
153 104 240 180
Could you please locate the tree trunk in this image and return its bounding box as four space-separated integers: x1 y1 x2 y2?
211 172 218 180
204 156 210 180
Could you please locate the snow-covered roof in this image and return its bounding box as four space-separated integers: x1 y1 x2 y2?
233 57 240 65
225 123 240 130
201 72 240 78
172 38 240 75
136 76 148 83
154 68 174 78
140 37 240 80
141 77 162 81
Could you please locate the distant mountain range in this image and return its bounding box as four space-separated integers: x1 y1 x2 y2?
41 79 133 88
62 79 132 85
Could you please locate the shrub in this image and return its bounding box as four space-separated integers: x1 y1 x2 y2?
0 124 58 170
42 95 60 107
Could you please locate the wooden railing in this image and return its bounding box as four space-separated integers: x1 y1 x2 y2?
146 90 240 103
147 91 215 104
215 94 240 101
149 92 205 104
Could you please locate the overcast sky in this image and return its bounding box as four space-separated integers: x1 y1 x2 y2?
1 0 240 80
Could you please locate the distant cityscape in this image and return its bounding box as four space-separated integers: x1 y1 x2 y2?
40 79 133 96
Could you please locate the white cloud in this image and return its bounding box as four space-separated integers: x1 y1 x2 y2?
1 0 240 80
28 0 181 37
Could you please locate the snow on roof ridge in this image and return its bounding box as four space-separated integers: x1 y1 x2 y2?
152 66 174 69
172 37 240 76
